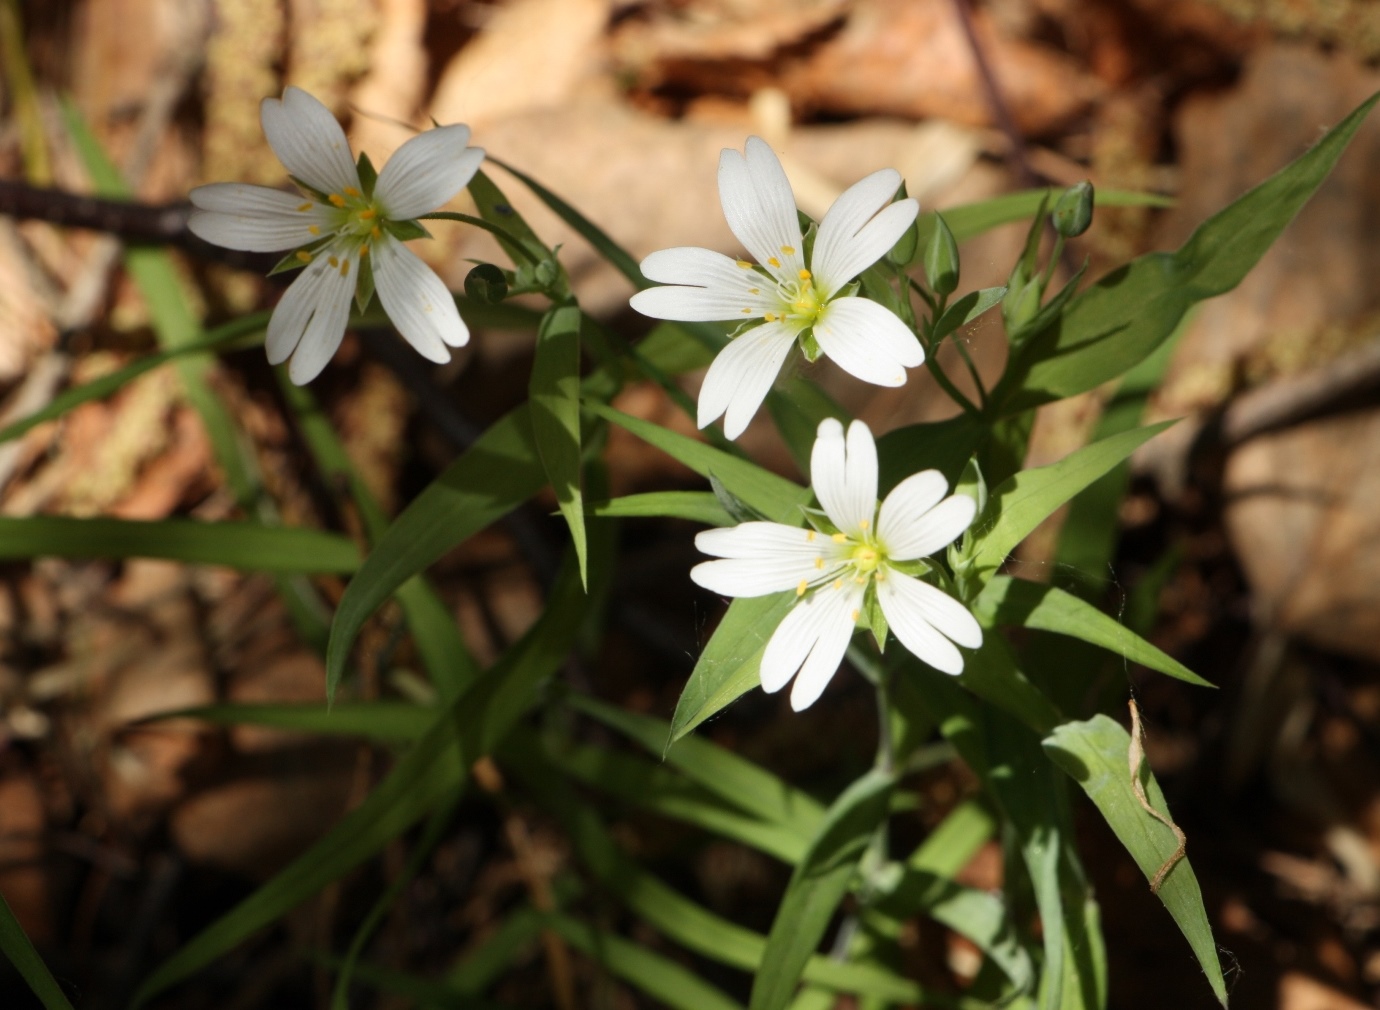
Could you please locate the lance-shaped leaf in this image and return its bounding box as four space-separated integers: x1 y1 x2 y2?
1044 716 1227 1007
974 576 1212 687
750 769 895 1010
531 304 587 583
670 592 796 741
0 516 359 572
963 421 1174 585
996 93 1380 413
0 891 74 1010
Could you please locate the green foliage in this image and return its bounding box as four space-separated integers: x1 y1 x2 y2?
15 77 1375 1010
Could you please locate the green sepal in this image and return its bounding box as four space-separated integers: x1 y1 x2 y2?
863 582 889 653
356 151 379 198
267 249 310 277
1008 258 1089 346
858 263 907 321
798 329 822 363
884 558 931 578
385 218 431 242
922 209 960 296
353 254 376 314
800 218 818 266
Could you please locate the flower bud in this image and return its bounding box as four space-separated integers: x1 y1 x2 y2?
1053 181 1094 238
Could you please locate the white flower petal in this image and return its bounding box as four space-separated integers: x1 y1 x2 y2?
881 492 976 562
691 523 846 597
265 259 326 366
376 126 483 220
877 570 983 674
631 248 776 321
718 138 804 280
261 87 361 197
812 170 918 297
810 418 877 537
187 184 334 252
758 579 862 703
813 297 923 387
371 236 465 361
282 250 357 384
790 581 865 711
697 322 796 440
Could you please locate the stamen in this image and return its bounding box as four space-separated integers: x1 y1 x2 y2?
359 244 369 257
767 256 781 268
308 225 321 235
736 259 753 269
831 533 848 543
806 531 817 541
850 609 860 622
328 193 347 208
328 256 339 268
741 308 753 315
339 259 350 276
358 208 377 220
796 580 808 597
749 288 760 295
798 269 811 281
296 202 313 212
343 186 361 197
781 245 796 255
854 575 866 584
764 312 778 322
859 519 870 529
371 226 381 239
295 250 313 263
832 579 843 591
814 557 824 569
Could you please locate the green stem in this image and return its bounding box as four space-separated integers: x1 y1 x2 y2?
417 211 544 265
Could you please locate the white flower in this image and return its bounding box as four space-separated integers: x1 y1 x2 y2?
630 137 924 440
188 87 485 384
691 418 982 711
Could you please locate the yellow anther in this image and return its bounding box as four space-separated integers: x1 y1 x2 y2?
328 255 339 268
832 579 843 591
797 580 808 597
798 269 811 281
296 202 313 212
749 287 760 295
295 250 313 263
831 533 848 543
358 208 377 220
338 259 350 276
328 193 347 208
736 259 752 269
764 312 778 322
854 575 867 584
343 186 361 197
851 609 860 622
767 257 781 268
806 530 817 541
359 244 369 257
814 557 824 569
860 518 870 529
371 226 381 239
781 245 796 255
308 225 321 236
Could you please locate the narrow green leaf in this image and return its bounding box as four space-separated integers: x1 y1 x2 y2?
919 188 1172 248
997 93 1380 412
588 402 810 523
133 548 597 1006
0 516 359 572
466 169 551 268
325 404 546 696
670 593 796 741
975 576 1212 687
546 913 745 1010
588 491 733 526
907 798 997 878
530 304 587 584
0 314 268 446
570 694 824 833
1044 716 1227 1006
931 286 1007 345
750 769 895 1010
147 701 433 742
0 891 74 1010
488 155 646 287
966 421 1174 583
